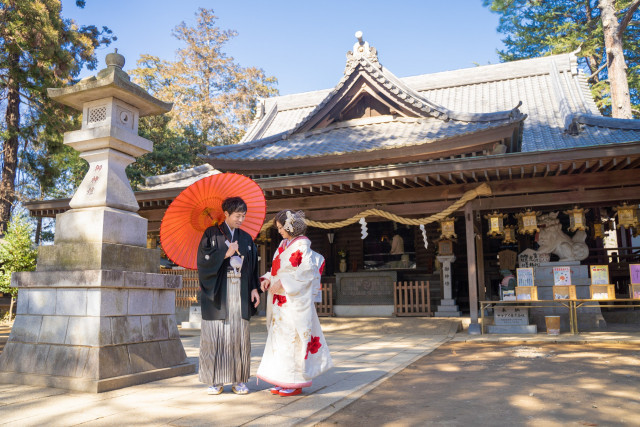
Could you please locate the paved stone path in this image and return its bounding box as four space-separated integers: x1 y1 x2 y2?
0 318 460 426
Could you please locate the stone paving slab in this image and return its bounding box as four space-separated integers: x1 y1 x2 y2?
0 317 459 426
2 318 640 425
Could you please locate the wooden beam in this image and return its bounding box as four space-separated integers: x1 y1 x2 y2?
266 169 640 213
414 176 427 186
613 157 631 171
602 158 617 172
249 143 640 191
472 186 640 210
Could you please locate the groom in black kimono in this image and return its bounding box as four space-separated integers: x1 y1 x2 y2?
196 196 260 395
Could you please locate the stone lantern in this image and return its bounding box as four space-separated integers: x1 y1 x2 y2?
0 50 195 392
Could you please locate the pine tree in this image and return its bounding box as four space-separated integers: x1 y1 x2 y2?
0 0 114 232
484 0 640 118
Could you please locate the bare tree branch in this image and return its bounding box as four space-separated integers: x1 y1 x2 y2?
588 62 608 81
618 0 640 37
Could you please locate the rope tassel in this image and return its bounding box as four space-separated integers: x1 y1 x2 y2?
359 217 368 239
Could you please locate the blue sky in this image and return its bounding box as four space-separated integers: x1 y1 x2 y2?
61 1 505 96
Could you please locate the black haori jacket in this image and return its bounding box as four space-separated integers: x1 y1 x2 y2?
197 225 260 321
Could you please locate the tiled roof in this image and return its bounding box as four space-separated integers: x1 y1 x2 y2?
215 117 516 161
141 164 219 190
216 38 640 164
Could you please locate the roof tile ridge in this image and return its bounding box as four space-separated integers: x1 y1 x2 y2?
548 58 578 134
294 120 520 159
142 164 215 188
240 101 278 143
206 131 288 154
571 114 640 130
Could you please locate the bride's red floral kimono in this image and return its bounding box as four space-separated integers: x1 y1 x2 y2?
257 236 333 389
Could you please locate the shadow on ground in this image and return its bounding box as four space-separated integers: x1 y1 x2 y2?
319 341 640 427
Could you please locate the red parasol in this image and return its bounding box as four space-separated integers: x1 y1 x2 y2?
160 172 266 270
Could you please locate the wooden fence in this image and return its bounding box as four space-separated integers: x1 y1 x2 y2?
160 268 199 308
160 270 334 317
394 281 431 316
315 283 334 317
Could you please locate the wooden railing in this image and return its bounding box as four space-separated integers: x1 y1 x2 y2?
160 270 335 317
394 281 431 316
160 268 199 308
315 283 334 317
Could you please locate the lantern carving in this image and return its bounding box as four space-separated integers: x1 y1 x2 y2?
502 225 517 244
614 203 639 229
437 238 454 256
591 222 605 240
484 211 507 238
564 206 589 232
438 217 457 240
515 209 540 235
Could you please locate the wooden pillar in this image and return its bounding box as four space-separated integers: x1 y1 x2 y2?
475 213 486 301
259 244 267 276
465 203 480 334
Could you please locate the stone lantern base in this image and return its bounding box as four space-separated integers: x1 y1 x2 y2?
0 244 196 393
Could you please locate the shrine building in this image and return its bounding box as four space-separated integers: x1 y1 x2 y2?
26 34 640 328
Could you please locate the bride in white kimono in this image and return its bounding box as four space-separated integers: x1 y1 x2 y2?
258 210 333 396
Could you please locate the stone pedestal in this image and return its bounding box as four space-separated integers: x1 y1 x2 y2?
434 255 461 317
487 307 537 334
334 271 396 316
181 305 202 329
0 51 194 392
531 262 606 331
0 269 192 392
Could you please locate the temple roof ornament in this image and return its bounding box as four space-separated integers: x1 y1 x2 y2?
345 31 380 72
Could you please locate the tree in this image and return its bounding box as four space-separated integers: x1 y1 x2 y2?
129 8 278 146
126 115 207 190
484 0 640 118
0 0 114 233
599 0 640 118
0 214 36 320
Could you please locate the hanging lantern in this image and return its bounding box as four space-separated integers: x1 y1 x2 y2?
437 238 454 256
438 217 457 240
515 208 540 235
591 222 605 239
564 206 589 232
484 211 507 238
614 202 639 229
502 225 517 244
